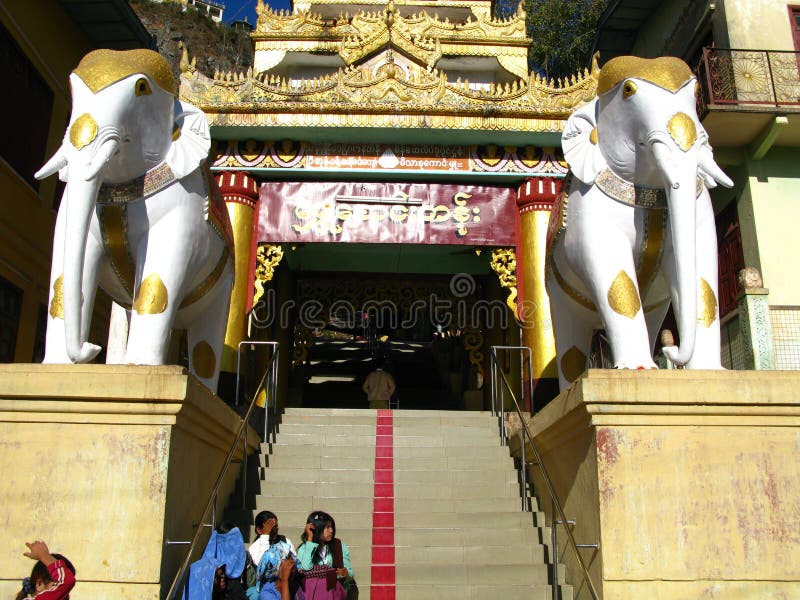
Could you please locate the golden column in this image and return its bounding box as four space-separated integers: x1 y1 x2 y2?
516 176 563 408
217 171 259 375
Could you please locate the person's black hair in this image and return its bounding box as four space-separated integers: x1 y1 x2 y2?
216 520 239 535
18 554 76 599
303 511 336 545
254 510 286 544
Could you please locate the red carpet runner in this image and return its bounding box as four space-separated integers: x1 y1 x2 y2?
370 409 395 599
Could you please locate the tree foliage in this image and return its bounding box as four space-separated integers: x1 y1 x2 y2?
494 0 607 79
523 0 607 79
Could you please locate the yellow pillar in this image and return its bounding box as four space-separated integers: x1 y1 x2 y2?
217 171 259 374
516 176 562 408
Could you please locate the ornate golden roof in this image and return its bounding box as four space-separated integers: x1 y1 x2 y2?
252 1 529 77
180 50 597 133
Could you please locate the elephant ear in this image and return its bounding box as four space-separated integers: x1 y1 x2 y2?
561 99 607 185
165 99 211 179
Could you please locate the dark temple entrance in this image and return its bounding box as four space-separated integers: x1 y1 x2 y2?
270 243 516 410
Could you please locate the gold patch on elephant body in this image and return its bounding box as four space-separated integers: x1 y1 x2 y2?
698 278 718 327
73 49 176 95
589 127 598 145
133 274 169 314
668 112 697 152
192 341 216 379
598 56 694 96
49 275 64 319
608 271 641 319
69 113 98 150
561 346 587 383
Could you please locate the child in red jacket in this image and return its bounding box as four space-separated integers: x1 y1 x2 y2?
16 541 75 600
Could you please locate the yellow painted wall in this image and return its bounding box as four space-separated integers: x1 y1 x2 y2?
0 0 112 361
525 370 800 599
724 1 796 51
739 150 800 306
0 365 258 598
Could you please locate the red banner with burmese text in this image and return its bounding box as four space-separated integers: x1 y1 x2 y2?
255 181 517 246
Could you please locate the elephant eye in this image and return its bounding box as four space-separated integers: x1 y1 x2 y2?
623 80 638 98
135 78 152 96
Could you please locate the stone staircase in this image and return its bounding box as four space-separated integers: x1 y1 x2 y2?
246 408 570 599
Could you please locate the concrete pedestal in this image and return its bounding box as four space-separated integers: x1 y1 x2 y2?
0 365 258 599
525 370 800 599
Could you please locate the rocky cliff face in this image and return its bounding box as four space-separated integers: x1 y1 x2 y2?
130 0 254 80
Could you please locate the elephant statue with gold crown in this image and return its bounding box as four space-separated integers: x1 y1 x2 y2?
36 49 234 392
546 56 734 390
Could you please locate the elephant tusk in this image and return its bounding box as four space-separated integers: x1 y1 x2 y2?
85 138 119 181
698 146 734 188
36 146 68 180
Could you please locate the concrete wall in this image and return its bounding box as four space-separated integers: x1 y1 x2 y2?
0 365 258 599
524 369 800 599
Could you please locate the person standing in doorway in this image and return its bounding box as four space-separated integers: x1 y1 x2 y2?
362 358 396 410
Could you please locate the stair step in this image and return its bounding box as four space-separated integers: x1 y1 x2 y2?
240 408 571 599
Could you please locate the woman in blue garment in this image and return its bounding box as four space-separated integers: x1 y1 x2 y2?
249 514 297 600
295 512 355 600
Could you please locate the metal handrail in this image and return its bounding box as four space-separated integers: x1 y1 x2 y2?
489 346 600 600
164 342 280 600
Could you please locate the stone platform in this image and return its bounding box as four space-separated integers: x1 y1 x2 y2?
0 364 258 599
521 369 800 599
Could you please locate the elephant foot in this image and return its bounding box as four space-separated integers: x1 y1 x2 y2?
614 360 658 370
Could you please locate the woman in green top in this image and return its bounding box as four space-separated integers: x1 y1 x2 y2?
295 512 355 600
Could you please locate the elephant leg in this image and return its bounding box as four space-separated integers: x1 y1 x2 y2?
185 268 234 392
644 300 671 356
106 302 131 364
548 282 595 391
124 230 191 365
569 239 656 370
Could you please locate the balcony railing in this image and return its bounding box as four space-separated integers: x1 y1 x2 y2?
695 47 800 117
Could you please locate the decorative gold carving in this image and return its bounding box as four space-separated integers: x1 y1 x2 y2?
561 346 587 383
133 273 169 314
597 56 693 96
607 270 641 319
69 113 98 150
74 49 176 95
179 50 597 130
462 327 484 377
490 248 518 318
253 244 285 307
668 112 697 151
192 341 217 379
698 278 718 328
49 275 64 319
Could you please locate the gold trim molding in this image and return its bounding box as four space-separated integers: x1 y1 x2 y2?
490 247 518 319
253 243 285 307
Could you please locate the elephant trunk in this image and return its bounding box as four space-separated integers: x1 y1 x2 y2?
651 140 698 366
62 137 118 363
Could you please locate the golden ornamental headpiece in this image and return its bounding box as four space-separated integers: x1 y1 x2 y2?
597 56 693 96
73 49 176 95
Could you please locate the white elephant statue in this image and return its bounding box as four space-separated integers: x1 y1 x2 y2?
546 56 734 390
35 48 234 391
